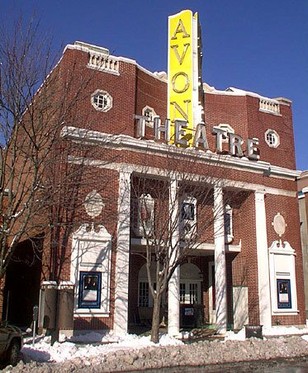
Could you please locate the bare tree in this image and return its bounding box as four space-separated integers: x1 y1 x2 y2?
0 16 95 283
131 155 242 343
0 17 52 280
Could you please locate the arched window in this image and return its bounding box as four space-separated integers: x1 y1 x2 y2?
142 106 156 128
180 196 197 241
224 204 234 243
217 123 235 143
133 193 155 237
180 263 202 305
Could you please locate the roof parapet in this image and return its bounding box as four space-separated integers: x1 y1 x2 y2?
73 41 110 55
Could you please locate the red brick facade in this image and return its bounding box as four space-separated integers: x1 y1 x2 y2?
6 40 304 335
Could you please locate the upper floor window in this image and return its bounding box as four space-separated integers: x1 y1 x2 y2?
91 90 113 112
224 204 233 243
180 196 197 241
217 123 234 143
133 193 155 237
265 129 280 148
181 202 195 221
142 106 156 128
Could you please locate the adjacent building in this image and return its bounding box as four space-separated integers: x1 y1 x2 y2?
298 171 308 318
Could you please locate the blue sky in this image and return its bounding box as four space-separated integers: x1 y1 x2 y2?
2 0 307 170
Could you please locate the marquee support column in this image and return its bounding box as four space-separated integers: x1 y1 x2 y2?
255 190 272 327
168 178 180 337
214 186 227 333
114 170 131 335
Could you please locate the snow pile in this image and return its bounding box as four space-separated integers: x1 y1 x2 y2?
224 327 246 341
263 325 308 336
220 325 308 342
22 332 183 363
21 326 308 366
12 327 308 373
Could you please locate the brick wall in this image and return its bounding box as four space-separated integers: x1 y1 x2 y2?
25 44 304 330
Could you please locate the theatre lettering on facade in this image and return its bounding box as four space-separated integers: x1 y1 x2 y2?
4 10 305 336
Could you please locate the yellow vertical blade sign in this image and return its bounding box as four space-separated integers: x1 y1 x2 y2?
168 10 198 147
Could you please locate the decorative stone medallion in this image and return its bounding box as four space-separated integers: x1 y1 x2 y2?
272 213 286 237
84 190 104 218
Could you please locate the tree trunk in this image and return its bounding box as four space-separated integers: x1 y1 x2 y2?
151 294 162 343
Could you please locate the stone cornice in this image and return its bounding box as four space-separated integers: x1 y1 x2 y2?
61 126 300 181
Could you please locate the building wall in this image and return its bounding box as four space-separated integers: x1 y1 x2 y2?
28 42 305 332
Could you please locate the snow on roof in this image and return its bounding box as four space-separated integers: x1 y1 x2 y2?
203 83 291 105
64 42 290 102
65 41 167 83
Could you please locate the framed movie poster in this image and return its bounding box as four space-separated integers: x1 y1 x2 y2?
277 279 292 309
78 271 102 308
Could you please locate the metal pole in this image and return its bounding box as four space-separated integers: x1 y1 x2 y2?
32 305 38 346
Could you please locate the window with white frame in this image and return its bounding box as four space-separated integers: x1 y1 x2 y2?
265 129 280 148
142 106 156 127
138 282 149 307
180 196 197 241
180 263 202 305
138 264 161 308
181 202 195 221
180 282 200 304
91 89 113 112
224 204 234 243
217 123 235 143
180 283 186 303
133 193 155 237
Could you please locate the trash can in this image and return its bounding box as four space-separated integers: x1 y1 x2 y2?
245 325 263 339
38 281 57 331
57 281 74 332
181 306 195 328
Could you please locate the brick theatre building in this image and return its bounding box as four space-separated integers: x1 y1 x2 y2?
3 10 305 337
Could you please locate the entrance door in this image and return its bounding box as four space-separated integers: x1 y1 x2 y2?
137 263 167 325
3 239 42 327
180 263 203 328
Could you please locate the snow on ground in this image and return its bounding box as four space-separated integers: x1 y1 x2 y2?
22 325 308 364
224 327 246 341
225 325 308 341
263 325 308 336
22 332 183 363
